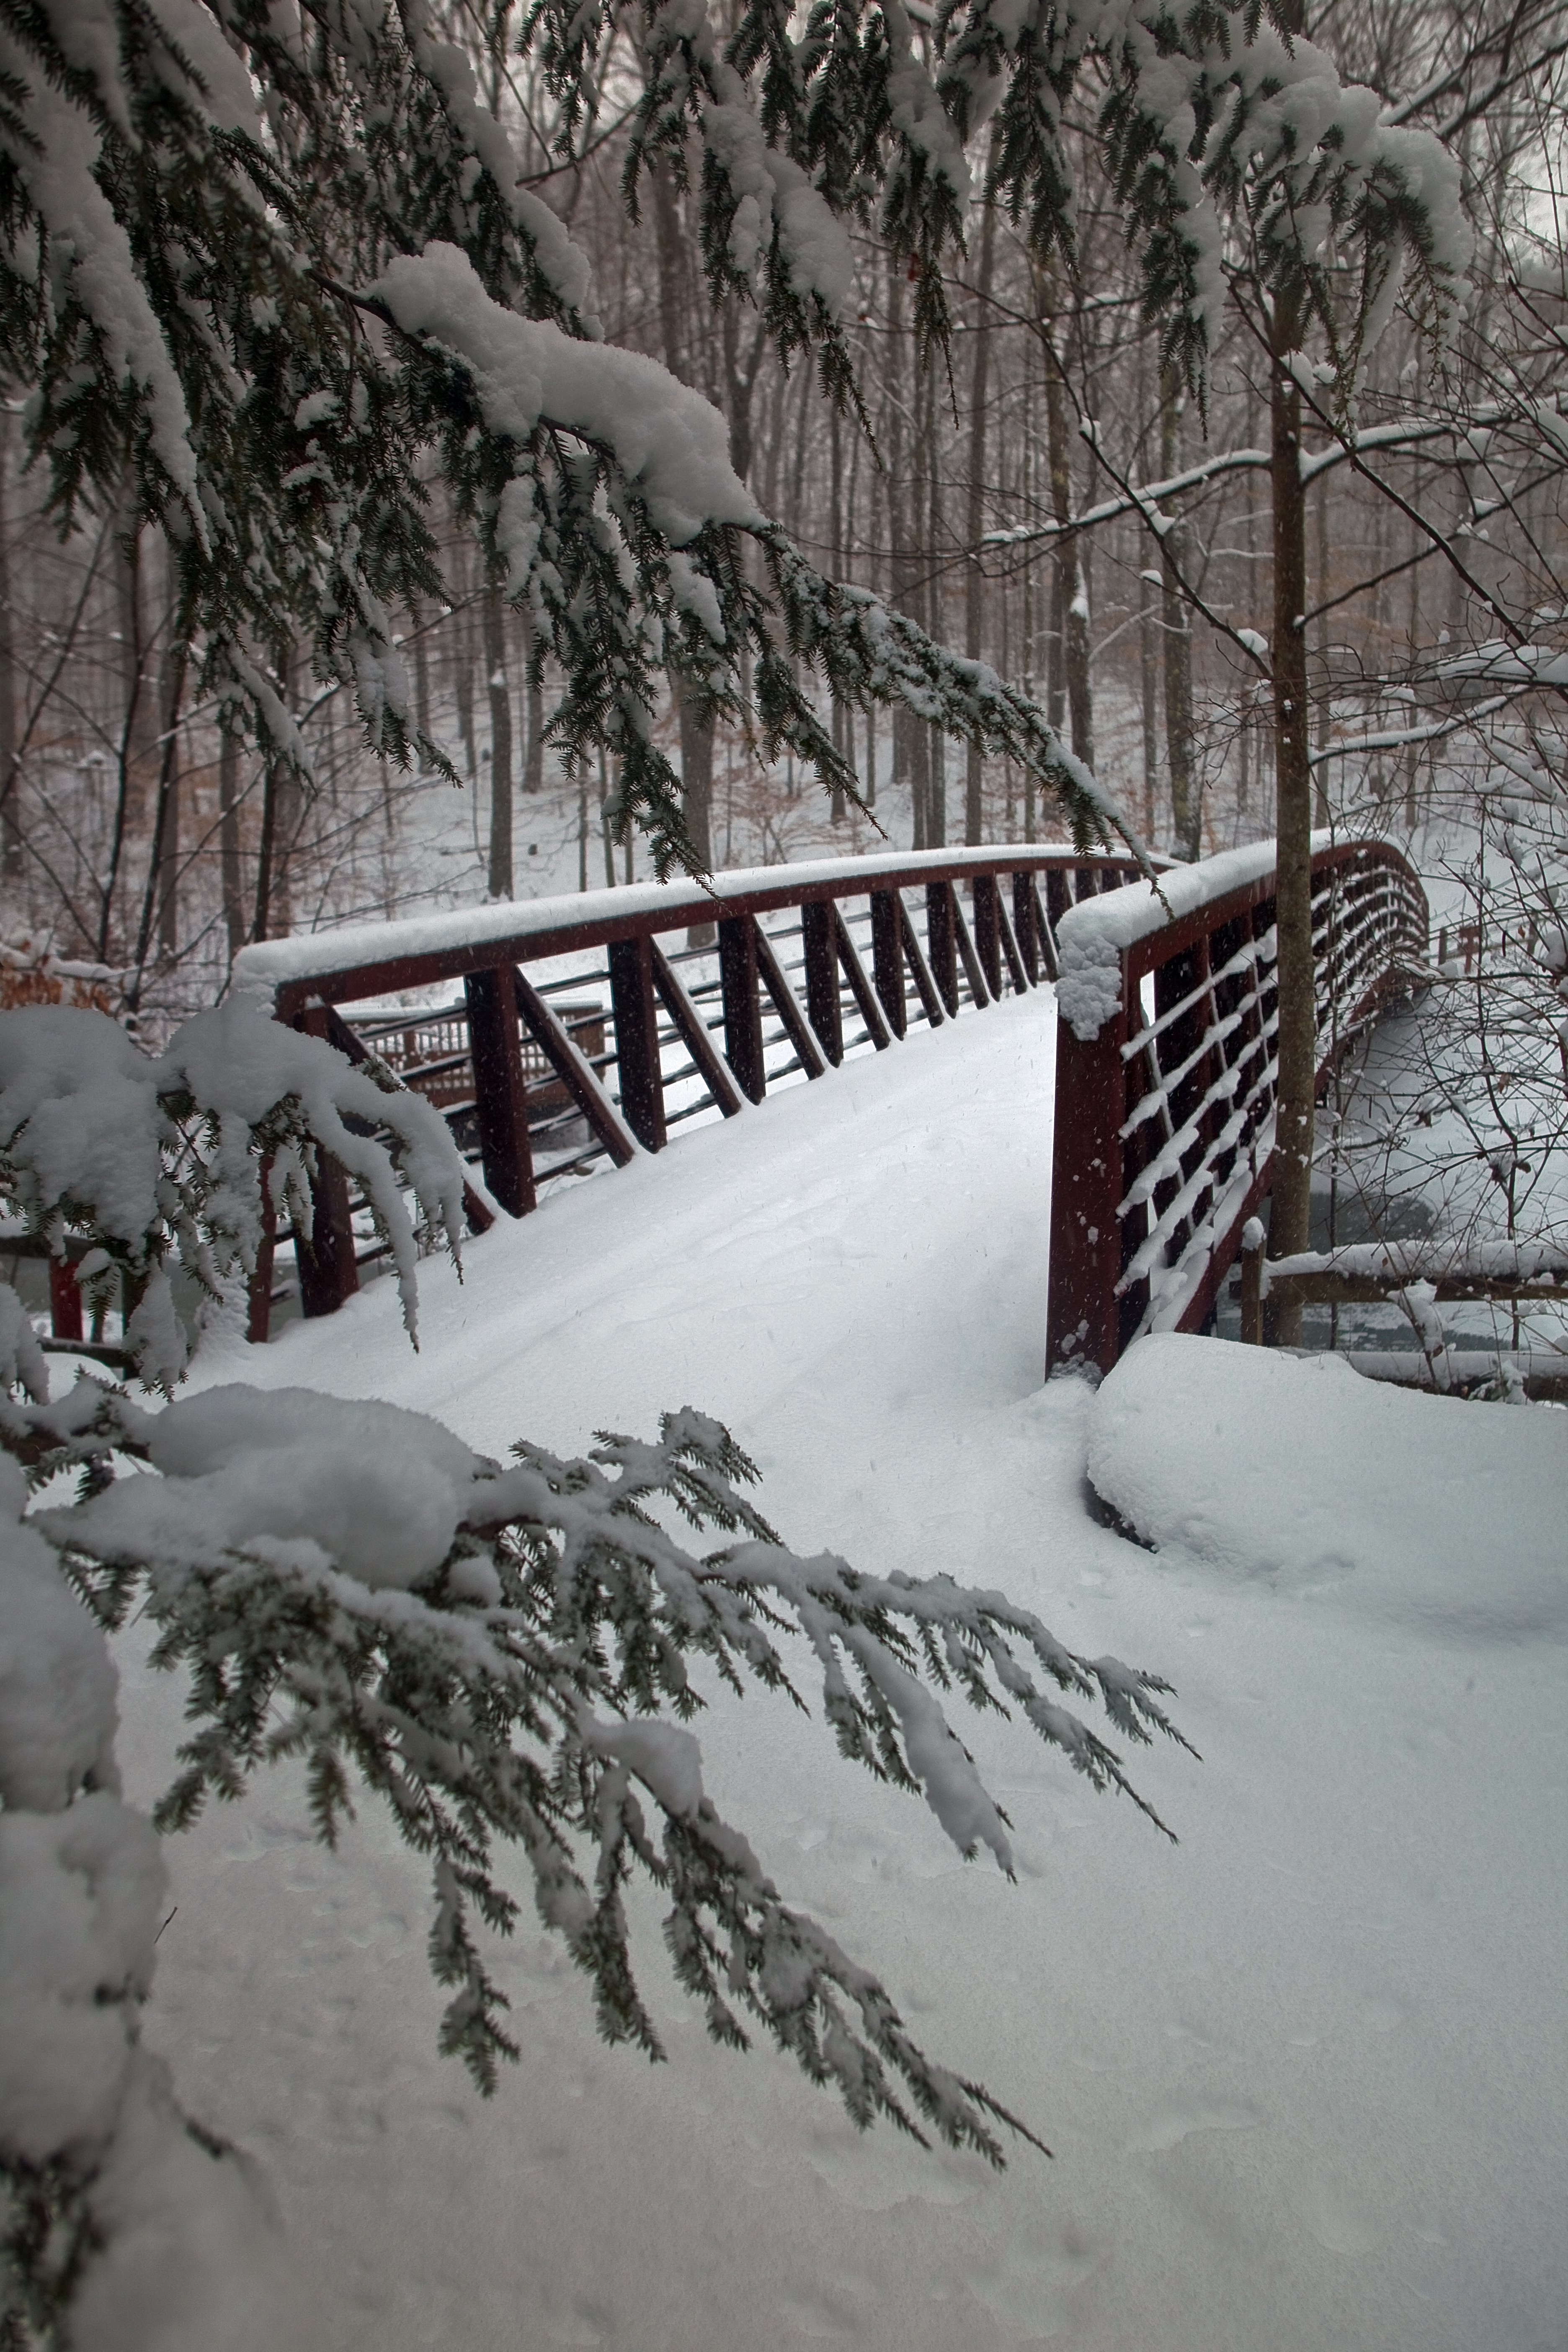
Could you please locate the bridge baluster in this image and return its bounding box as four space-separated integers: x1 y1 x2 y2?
869 892 908 1038
801 901 844 1065
972 875 1003 997
608 936 668 1151
719 917 767 1102
466 967 539 1212
925 884 959 1016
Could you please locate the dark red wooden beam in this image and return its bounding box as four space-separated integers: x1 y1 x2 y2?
719 918 767 1103
466 967 538 1213
608 936 668 1152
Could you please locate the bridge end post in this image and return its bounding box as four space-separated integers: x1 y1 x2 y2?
1046 988 1127 1382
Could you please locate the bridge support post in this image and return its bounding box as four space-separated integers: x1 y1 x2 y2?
1046 990 1128 1380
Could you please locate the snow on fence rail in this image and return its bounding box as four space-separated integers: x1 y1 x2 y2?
1045 835 1429 1378
216 845 1145 1338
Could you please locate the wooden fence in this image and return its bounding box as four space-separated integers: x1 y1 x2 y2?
1044 835 1430 1377
228 845 1148 1338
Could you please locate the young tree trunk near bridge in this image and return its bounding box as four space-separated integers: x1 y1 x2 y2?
1268 284 1314 1344
965 187 998 845
1041 272 1092 769
1159 366 1198 859
0 411 19 880
484 585 513 900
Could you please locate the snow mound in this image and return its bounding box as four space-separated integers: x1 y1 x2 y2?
1086 1334 1568 1642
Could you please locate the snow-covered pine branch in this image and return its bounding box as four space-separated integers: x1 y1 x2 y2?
362 240 1135 867
0 1000 466 1390
6 1376 1191 2151
0 1431 288 2350
0 0 1473 884
0 0 1140 885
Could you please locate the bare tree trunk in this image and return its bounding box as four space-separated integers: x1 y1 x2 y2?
830 398 846 823
453 574 476 779
1160 366 1198 858
885 252 921 812
520 608 543 796
1313 473 1331 823
219 727 244 962
484 586 513 900
1041 275 1092 768
101 506 162 958
925 352 946 846
1405 458 1422 830
251 648 297 943
1268 283 1315 1341
0 412 20 880
1140 567 1159 841
654 154 717 881
155 625 186 958
410 600 431 746
964 189 998 844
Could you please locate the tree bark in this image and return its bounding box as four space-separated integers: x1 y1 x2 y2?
0 411 20 879
484 585 513 900
154 630 186 958
964 190 998 844
1159 366 1198 857
1041 273 1092 768
219 727 244 962
1140 567 1159 840
925 349 946 846
1269 289 1315 1341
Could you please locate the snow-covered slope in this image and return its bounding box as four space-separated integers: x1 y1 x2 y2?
110 988 1566 2352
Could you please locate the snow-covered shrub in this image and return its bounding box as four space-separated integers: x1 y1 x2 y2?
0 999 466 1391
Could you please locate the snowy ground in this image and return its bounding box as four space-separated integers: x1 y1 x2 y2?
108 985 1567 2352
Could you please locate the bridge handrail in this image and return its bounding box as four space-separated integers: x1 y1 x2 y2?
1045 833 1429 1377
237 841 1149 1338
234 843 1145 1016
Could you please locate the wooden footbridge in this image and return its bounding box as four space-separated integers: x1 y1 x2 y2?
120 836 1426 1373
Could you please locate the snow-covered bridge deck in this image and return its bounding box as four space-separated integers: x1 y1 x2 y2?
113 973 1567 2352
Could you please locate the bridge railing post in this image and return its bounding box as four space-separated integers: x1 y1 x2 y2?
1046 977 1129 1380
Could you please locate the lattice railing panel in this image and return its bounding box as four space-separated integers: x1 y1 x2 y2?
1047 839 1429 1377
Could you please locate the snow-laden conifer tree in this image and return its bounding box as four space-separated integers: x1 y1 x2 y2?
0 1001 1194 2344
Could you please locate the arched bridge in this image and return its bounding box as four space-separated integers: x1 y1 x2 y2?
195 836 1426 1369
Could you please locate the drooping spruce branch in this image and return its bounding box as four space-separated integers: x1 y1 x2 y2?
0 0 1467 882
12 1375 1193 2155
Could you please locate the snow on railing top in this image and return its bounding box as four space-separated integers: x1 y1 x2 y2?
232 842 1109 999
1052 836 1335 1042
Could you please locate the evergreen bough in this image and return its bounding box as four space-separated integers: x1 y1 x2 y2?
0 1001 1194 2343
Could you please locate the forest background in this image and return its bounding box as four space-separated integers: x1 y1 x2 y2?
5 0 1567 1036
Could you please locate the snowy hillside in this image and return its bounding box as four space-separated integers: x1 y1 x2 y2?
108 986 1567 2352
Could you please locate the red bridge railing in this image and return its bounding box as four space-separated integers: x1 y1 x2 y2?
1044 834 1429 1378
232 844 1146 1337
